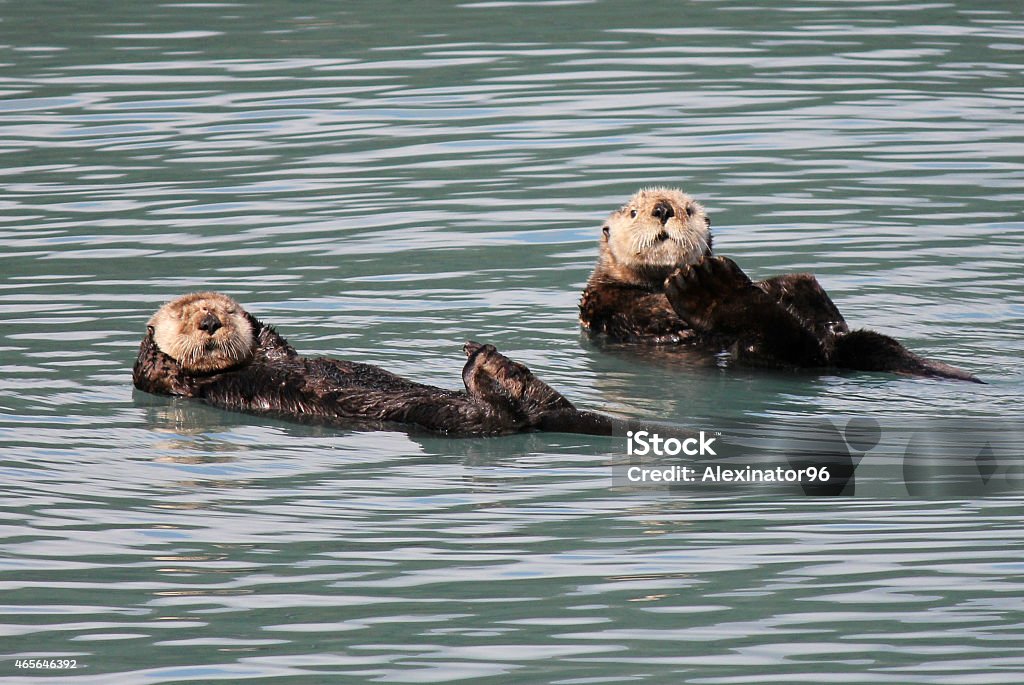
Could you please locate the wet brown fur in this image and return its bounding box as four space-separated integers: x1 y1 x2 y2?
135 293 615 436
580 188 981 382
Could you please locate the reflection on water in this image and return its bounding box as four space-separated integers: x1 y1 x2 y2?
1 0 1023 683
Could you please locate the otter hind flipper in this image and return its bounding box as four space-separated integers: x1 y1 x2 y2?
463 342 616 436
832 329 982 383
665 256 827 368
757 273 849 343
463 341 575 419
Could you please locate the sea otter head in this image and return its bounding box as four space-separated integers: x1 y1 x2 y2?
593 187 712 288
148 292 255 373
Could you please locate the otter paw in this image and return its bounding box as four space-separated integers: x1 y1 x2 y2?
664 256 755 332
462 341 573 417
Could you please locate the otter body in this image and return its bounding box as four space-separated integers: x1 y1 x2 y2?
580 188 980 382
134 293 614 436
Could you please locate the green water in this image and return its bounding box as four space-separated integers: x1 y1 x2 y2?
2 1 1023 683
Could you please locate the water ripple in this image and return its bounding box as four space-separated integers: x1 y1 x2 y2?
1 0 1023 683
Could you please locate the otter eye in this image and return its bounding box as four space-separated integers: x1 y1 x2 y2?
629 209 637 219
602 225 610 238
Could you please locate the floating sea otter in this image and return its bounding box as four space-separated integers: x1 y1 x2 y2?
579 188 980 382
134 292 615 436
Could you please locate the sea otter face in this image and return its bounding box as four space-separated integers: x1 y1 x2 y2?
598 188 712 286
148 292 255 373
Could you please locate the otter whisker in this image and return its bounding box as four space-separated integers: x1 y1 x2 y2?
148 292 256 373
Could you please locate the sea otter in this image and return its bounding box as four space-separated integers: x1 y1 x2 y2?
579 188 980 382
134 292 615 436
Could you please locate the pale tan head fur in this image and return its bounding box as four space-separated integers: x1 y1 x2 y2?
148 292 255 373
590 187 712 288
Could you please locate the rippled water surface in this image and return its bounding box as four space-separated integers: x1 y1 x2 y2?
2 1 1023 683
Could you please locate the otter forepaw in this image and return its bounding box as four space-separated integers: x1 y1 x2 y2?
665 256 755 333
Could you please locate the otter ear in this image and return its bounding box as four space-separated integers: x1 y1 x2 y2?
705 215 712 228
601 225 610 240
147 325 155 337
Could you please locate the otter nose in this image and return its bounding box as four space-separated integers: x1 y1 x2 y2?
198 312 222 335
652 201 675 225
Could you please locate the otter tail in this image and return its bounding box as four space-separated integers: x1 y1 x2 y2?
535 408 616 436
832 329 982 383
